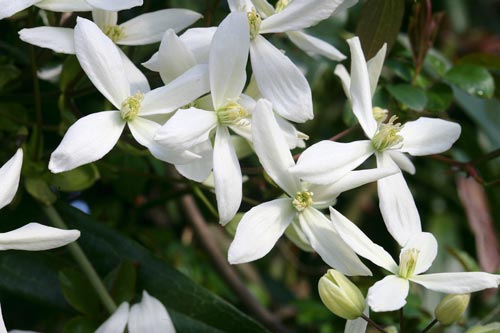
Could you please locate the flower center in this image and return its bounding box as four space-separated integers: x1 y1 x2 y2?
398 248 419 279
275 0 290 12
247 8 262 40
120 92 144 121
103 25 124 42
371 115 403 152
292 191 314 212
216 101 249 126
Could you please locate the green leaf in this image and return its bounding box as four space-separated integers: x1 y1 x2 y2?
386 84 428 111
444 64 495 98
25 177 57 205
59 56 82 93
106 261 137 305
425 83 453 112
456 53 500 70
63 317 99 333
355 0 405 59
59 267 101 316
50 164 100 192
0 64 21 91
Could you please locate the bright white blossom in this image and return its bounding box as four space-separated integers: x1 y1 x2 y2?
292 36 462 246
49 17 210 174
228 99 396 275
330 207 500 312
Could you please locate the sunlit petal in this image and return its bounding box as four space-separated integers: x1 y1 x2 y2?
287 31 346 61
0 223 80 251
18 27 75 54
367 275 409 312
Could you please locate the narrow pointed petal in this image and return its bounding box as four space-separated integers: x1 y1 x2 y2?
329 207 398 273
74 17 129 109
252 99 301 196
367 44 386 97
139 64 209 116
291 140 374 185
118 9 202 45
175 140 213 182
129 291 176 333
387 150 415 174
400 117 461 156
95 302 130 333
334 64 351 99
250 36 312 122
411 272 500 293
259 0 344 33
368 275 409 312
128 117 200 164
116 47 150 93
49 111 125 173
0 0 39 20
299 207 371 276
252 0 275 17
227 0 254 12
85 0 142 11
0 223 79 251
376 153 422 247
0 148 23 210
92 10 118 30
228 198 295 264
154 107 217 150
18 27 75 54
275 114 307 149
213 126 242 225
36 0 91 11
287 31 346 61
210 12 249 109
285 219 314 252
402 232 437 275
347 37 378 138
179 27 216 64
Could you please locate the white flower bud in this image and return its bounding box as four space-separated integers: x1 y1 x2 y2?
435 294 470 325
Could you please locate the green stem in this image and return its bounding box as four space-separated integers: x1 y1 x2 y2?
192 185 219 219
42 205 117 314
400 307 405 333
361 314 389 333
29 9 43 160
422 319 438 333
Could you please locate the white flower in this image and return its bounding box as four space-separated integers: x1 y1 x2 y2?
48 17 210 173
292 36 462 246
227 99 396 275
95 291 175 333
0 0 142 20
329 207 500 312
0 148 23 210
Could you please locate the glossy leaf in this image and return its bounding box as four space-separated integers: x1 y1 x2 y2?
386 84 428 111
444 64 495 99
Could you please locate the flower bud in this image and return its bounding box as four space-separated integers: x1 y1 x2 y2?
434 294 470 325
466 322 500 333
318 269 365 320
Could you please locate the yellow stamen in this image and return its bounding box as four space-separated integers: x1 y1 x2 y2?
216 101 249 126
103 25 124 42
120 92 144 121
371 115 403 151
292 191 314 212
247 8 262 40
398 248 419 278
275 0 290 12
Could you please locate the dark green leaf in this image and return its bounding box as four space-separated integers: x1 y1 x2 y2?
50 164 100 192
425 83 453 112
59 267 101 316
456 53 500 70
386 84 428 111
107 261 137 305
444 64 495 98
63 317 99 333
25 177 57 205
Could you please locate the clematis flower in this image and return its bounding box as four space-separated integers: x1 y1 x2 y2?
0 0 142 20
292 36 462 246
227 99 396 275
49 17 210 173
329 207 500 312
95 291 175 333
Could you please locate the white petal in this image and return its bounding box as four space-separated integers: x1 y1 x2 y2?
291 140 374 185
401 232 437 275
0 0 39 20
154 107 217 150
345 304 368 333
400 117 461 156
275 114 306 149
287 31 346 61
387 150 415 174
35 0 91 11
95 302 130 333
18 27 75 54
0 148 23 210
128 291 176 333
0 304 6 333
118 9 202 45
367 275 409 312
251 0 275 17
85 0 142 11
210 12 249 109
299 207 371 276
227 0 253 12
228 198 295 264
116 46 150 94
259 0 344 33
284 219 314 252
139 64 209 116
128 117 200 164
410 272 500 294
175 140 213 182
49 111 125 173
334 64 351 99
347 37 377 138
376 153 422 247
250 36 313 122
213 126 242 225
92 10 117 30
252 99 300 196
179 27 216 64
0 223 80 251
329 207 398 273
74 17 129 109
367 44 386 97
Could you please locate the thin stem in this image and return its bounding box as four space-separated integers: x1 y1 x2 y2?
361 314 389 333
29 9 43 160
42 205 117 314
400 307 404 333
192 185 219 219
422 318 438 333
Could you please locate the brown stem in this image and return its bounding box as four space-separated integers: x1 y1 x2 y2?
361 314 389 333
421 318 438 333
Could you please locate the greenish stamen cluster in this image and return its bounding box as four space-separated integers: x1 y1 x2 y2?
103 25 124 42
371 115 403 151
372 106 388 123
398 248 419 278
247 8 262 40
120 92 144 121
292 191 314 212
275 0 290 12
216 101 249 126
